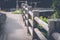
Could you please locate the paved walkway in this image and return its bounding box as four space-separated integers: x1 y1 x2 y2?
1 12 31 40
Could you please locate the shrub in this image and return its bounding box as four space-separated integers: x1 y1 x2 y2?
51 0 60 18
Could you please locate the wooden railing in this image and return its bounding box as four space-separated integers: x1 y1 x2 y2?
21 3 60 40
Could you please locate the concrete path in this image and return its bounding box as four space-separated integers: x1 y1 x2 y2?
1 12 31 40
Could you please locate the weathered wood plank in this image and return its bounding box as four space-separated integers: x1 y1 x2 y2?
23 11 25 14
25 14 28 19
23 16 25 20
32 9 54 12
29 27 32 35
52 32 60 40
23 6 28 10
25 20 28 25
29 11 33 17
34 28 47 40
34 17 49 32
28 19 33 27
25 8 28 11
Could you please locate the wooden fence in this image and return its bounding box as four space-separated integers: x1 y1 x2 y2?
21 3 60 40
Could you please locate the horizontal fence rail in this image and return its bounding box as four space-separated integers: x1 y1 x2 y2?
34 28 47 40
34 17 49 32
21 3 60 40
32 9 54 12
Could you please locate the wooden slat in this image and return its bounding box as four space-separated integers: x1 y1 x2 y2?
52 32 60 40
25 14 28 19
34 17 49 32
34 28 47 40
23 11 25 14
23 6 33 17
23 16 24 20
25 20 28 25
28 19 33 27
29 11 33 17
25 7 28 10
23 6 25 9
23 16 25 20
29 27 32 35
23 6 28 11
32 9 54 12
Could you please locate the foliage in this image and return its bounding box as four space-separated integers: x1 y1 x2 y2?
39 16 48 23
50 11 59 19
52 0 60 10
38 16 48 29
51 0 60 18
38 16 48 37
52 0 60 11
12 9 23 14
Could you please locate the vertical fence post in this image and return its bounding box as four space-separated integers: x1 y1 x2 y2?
22 3 28 26
24 9 27 26
21 3 25 22
28 12 31 35
48 19 60 40
25 7 29 34
24 4 31 35
24 4 27 26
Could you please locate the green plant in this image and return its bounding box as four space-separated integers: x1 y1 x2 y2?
51 0 60 18
38 16 48 37
39 16 48 24
12 9 23 14
38 16 44 29
51 0 60 10
38 16 48 30
50 11 59 19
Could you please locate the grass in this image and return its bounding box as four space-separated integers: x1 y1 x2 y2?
12 9 23 14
